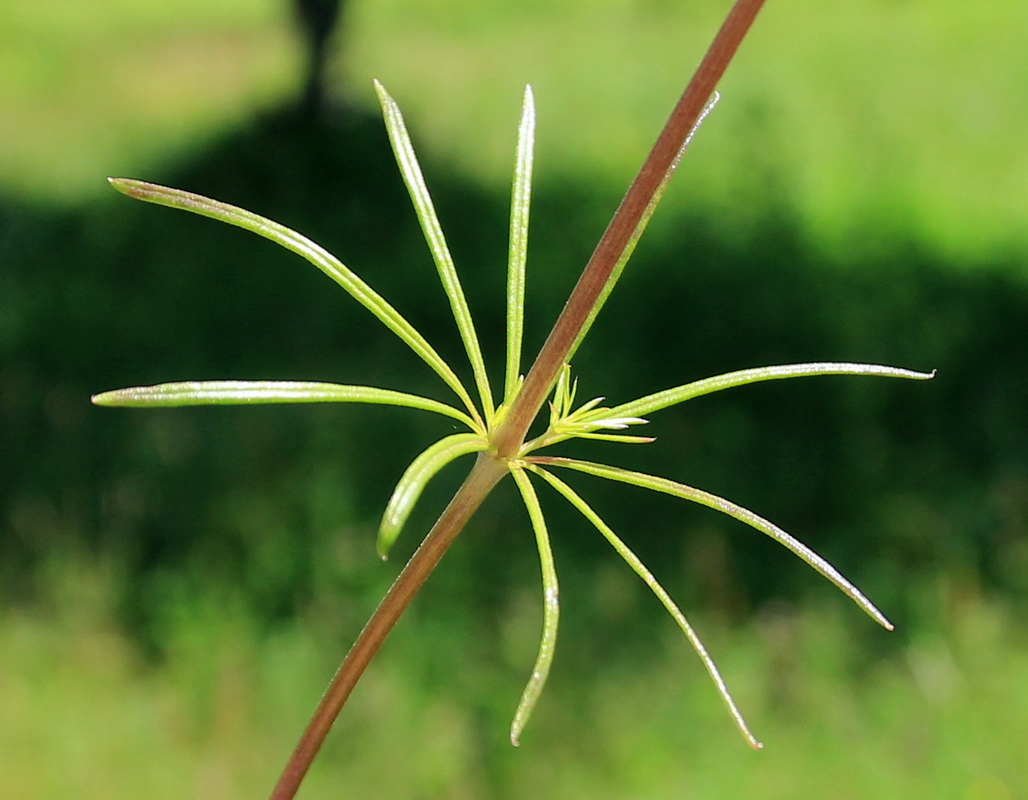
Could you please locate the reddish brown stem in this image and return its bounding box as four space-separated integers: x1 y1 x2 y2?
270 1 767 796
268 455 507 800
492 0 767 459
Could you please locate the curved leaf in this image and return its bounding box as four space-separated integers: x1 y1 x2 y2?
608 362 935 420
378 433 488 558
374 82 495 421
531 465 761 749
538 457 893 630
107 177 482 428
509 468 559 746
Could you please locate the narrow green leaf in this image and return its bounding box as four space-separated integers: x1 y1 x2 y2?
539 458 893 630
107 178 482 429
565 93 720 363
571 432 655 444
509 468 559 746
548 363 574 424
531 466 761 749
373 82 495 421
91 380 475 428
377 433 488 558
607 362 936 420
505 85 535 403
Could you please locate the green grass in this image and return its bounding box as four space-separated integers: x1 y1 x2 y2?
0 0 294 202
4 3 1027 796
347 0 1028 261
4 0 1028 259
2 562 1024 799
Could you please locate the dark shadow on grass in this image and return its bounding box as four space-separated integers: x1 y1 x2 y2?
2 100 1027 661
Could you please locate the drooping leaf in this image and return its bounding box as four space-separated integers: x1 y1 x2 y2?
532 465 761 749
538 457 893 630
509 468 559 746
378 433 489 557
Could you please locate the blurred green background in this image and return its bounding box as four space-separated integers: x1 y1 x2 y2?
2 0 1027 797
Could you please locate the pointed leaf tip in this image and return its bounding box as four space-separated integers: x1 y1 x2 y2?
373 79 391 104
508 469 559 747
107 177 135 196
530 466 762 749
376 434 487 557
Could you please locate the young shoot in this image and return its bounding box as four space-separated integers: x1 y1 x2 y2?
92 0 933 797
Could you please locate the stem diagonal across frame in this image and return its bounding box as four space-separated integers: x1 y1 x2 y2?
90 2 938 799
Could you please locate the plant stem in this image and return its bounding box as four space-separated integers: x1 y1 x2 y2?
492 0 767 459
271 1 768 795
268 453 507 800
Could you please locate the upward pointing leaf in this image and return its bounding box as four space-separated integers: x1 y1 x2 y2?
505 85 536 404
374 81 495 422
107 178 482 429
